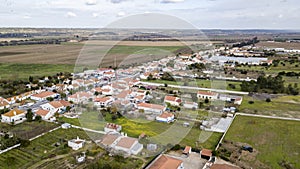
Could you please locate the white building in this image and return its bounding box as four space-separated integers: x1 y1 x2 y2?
1 109 27 124
40 100 71 113
137 103 165 115
156 112 175 123
68 136 85 150
114 137 143 155
31 91 58 101
35 109 53 120
104 123 122 133
94 97 114 107
164 96 181 106
197 91 218 100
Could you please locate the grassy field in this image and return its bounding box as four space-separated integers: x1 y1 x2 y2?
144 79 242 91
62 110 221 150
257 41 300 50
239 95 300 118
236 61 300 75
0 42 185 80
223 115 300 169
0 63 74 80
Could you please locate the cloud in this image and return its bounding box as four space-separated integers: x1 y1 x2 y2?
92 12 99 17
160 0 184 3
22 14 31 19
109 0 127 4
85 0 97 5
117 11 125 17
66 12 77 18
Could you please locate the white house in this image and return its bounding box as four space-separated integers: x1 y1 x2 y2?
156 112 175 123
68 136 85 150
164 96 181 106
35 109 53 120
197 91 218 100
40 100 71 113
137 103 165 115
31 91 58 101
104 123 122 133
68 92 93 103
1 109 27 124
94 97 114 107
0 98 10 110
183 101 198 109
114 137 143 155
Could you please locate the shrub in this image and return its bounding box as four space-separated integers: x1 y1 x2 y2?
266 98 271 102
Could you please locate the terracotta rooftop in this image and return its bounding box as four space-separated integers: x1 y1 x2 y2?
101 134 119 146
94 97 111 102
116 137 137 149
198 91 218 96
148 155 183 169
158 112 174 119
165 96 181 102
35 109 50 116
183 146 191 154
137 103 165 110
201 148 212 157
32 91 56 98
3 109 25 117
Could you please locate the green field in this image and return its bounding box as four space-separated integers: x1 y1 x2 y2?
239 95 300 118
0 63 74 80
144 79 242 91
62 111 221 150
223 115 300 169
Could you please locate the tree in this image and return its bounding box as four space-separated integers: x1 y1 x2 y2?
25 109 34 122
204 98 209 104
29 76 33 83
266 98 271 102
164 83 168 87
35 115 42 122
46 97 54 101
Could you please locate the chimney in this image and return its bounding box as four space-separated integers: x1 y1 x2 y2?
13 111 17 116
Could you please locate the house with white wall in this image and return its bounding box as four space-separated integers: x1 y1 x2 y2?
1 109 27 124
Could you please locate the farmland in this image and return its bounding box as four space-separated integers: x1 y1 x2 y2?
0 41 188 80
239 95 300 118
222 115 300 169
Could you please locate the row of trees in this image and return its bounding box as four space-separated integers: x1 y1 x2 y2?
240 75 299 95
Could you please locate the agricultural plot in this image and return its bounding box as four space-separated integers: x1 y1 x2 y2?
239 95 300 118
222 115 300 169
0 128 91 169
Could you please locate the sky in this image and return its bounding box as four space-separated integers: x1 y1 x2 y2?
0 0 299 29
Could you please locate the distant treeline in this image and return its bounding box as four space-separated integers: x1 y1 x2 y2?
0 38 69 46
232 37 259 48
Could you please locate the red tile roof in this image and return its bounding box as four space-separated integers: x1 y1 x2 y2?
32 91 56 98
198 91 218 96
137 103 165 110
3 109 25 117
35 109 50 116
148 155 183 169
210 164 240 169
116 137 137 149
201 149 212 157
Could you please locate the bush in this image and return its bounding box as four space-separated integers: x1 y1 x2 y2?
266 98 271 102
248 100 254 104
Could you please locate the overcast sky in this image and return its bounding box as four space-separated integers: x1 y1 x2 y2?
0 0 299 29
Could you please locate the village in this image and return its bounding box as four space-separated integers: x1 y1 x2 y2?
0 42 288 168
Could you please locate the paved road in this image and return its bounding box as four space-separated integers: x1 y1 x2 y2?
140 81 249 95
71 125 106 134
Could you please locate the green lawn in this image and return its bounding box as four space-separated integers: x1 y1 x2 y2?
0 63 74 80
239 95 300 118
224 115 300 169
